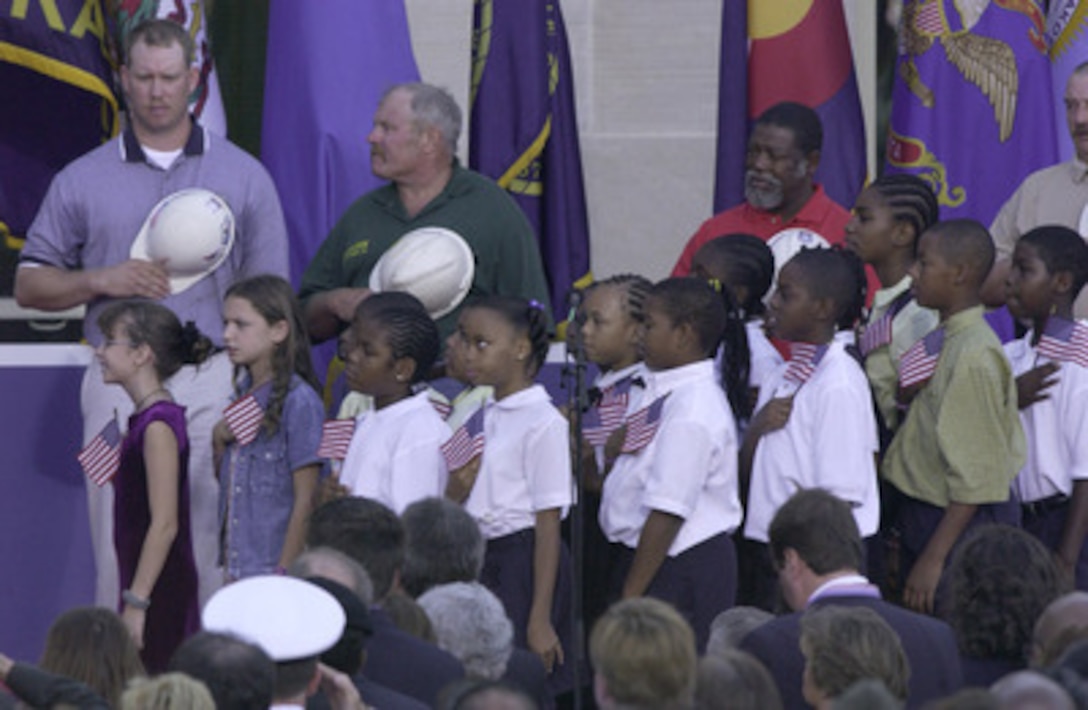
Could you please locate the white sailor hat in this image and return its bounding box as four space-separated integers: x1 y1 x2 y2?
130 188 235 294
201 575 346 662
369 226 475 319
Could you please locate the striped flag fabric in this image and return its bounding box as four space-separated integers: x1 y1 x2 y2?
223 394 264 447
582 374 641 447
1037 316 1088 369
621 394 670 455
859 291 916 358
317 418 357 460
783 343 830 388
581 406 612 448
78 419 122 487
441 407 486 471
859 312 893 358
430 398 452 420
898 328 946 389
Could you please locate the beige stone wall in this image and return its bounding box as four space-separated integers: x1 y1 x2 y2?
404 0 876 283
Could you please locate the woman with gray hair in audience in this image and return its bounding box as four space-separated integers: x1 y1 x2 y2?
418 581 514 680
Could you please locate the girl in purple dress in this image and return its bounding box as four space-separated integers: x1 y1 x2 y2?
95 301 213 672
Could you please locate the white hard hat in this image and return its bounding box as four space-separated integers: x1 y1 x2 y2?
202 575 346 662
130 188 235 294
765 227 830 305
369 226 475 319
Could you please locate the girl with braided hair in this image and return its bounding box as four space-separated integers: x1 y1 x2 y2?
844 173 940 437
335 291 447 512
449 295 574 693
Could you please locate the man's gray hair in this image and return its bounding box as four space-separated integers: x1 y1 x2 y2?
289 546 374 605
418 582 513 680
401 496 486 597
386 82 462 156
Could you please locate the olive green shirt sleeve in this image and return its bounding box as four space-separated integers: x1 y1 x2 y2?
882 307 1025 507
934 344 1025 503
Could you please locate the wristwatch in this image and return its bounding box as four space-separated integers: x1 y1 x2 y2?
122 589 151 610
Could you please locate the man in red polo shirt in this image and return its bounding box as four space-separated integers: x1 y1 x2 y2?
673 102 852 277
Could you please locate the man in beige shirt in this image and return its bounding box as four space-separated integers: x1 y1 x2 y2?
988 62 1088 316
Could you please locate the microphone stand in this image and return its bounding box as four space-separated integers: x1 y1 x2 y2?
563 289 589 710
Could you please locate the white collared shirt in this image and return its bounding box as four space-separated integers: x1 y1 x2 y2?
465 385 574 539
807 573 877 606
600 359 743 555
744 340 880 542
1004 327 1088 501
339 391 450 513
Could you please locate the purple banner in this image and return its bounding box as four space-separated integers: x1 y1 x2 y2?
0 0 117 247
261 0 420 287
469 0 591 319
713 1 749 213
886 1 1058 224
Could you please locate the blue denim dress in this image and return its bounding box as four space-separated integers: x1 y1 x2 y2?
219 375 324 579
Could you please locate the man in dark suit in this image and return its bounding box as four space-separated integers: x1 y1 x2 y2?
307 498 464 707
739 489 963 709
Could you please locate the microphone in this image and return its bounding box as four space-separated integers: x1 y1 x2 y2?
565 288 585 359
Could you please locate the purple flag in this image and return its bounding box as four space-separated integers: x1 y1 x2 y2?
261 1 420 287
715 2 865 213
712 0 748 212
0 0 118 255
469 0 592 319
886 1 1058 225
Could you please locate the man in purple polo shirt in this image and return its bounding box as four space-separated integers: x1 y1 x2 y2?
15 19 288 611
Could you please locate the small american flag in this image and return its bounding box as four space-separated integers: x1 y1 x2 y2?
783 343 829 387
430 399 452 420
223 393 264 446
621 394 669 454
583 375 640 447
1037 317 1088 369
78 419 122 487
898 327 945 389
441 407 486 470
317 418 357 460
859 291 914 358
859 312 893 358
913 0 944 35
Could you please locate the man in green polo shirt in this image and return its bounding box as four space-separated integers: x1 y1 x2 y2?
299 82 552 342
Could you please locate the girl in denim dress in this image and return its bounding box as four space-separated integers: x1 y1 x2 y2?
213 275 324 580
